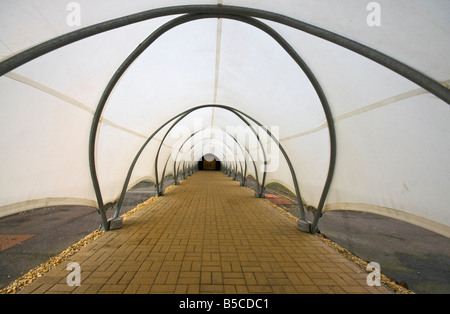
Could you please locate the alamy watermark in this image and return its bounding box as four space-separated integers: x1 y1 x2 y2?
66 262 81 286
366 262 381 286
65 259 382 288
66 2 381 28
367 2 381 27
66 2 81 27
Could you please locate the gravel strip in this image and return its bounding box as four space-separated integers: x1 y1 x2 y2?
0 229 104 294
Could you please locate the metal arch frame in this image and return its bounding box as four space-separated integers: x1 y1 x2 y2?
158 131 245 196
109 103 309 230
111 110 187 220
160 119 246 186
1 5 448 105
190 142 240 179
153 111 191 197
167 127 252 188
152 102 268 197
222 130 250 186
2 5 446 231
177 137 242 181
152 117 244 194
193 137 245 180
153 112 254 197
172 130 204 185
171 130 206 185
1 10 328 232
110 103 269 226
176 142 229 180
198 136 255 186
191 141 240 179
88 12 325 231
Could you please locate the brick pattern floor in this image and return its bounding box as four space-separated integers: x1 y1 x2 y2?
19 171 392 294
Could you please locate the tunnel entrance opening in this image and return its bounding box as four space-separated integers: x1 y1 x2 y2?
198 154 221 171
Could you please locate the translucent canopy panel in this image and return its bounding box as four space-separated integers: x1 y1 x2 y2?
0 1 449 237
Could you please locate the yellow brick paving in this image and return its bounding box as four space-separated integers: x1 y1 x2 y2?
19 171 391 294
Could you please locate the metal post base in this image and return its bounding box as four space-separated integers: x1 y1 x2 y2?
297 219 312 233
108 217 123 230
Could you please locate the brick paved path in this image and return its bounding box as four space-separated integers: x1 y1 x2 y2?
19 171 391 294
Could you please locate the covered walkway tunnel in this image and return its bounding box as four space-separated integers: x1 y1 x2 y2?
0 1 449 294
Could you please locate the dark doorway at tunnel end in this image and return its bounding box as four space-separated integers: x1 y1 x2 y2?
198 155 221 171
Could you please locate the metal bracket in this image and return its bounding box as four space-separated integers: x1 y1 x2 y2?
108 217 123 230
297 219 312 233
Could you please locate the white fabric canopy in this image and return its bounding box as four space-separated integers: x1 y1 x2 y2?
0 1 449 236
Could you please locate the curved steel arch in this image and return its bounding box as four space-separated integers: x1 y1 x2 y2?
175 140 235 180
185 133 248 181
229 107 320 227
153 108 265 197
109 103 269 228
158 130 246 196
179 137 243 179
192 139 245 182
0 11 336 231
87 13 329 230
153 110 192 197
0 5 448 105
153 103 268 198
109 104 309 231
166 127 253 188
0 5 446 232
171 130 208 185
